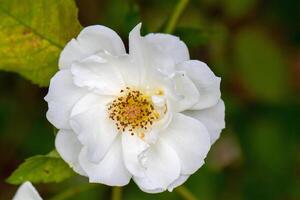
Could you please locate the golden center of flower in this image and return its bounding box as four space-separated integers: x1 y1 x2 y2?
108 87 159 135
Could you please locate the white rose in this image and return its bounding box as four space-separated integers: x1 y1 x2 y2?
13 182 42 200
45 23 225 193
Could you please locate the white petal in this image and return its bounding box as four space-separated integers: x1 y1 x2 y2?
58 39 84 70
71 55 124 95
70 92 112 116
129 24 175 87
128 23 147 68
79 136 131 186
143 109 173 144
55 130 86 176
133 140 181 193
167 175 189 192
145 33 189 64
161 113 211 175
176 60 221 110
183 100 225 144
151 95 165 107
13 182 42 200
112 55 142 87
44 70 86 129
165 71 200 112
122 132 149 177
59 25 125 69
70 99 118 163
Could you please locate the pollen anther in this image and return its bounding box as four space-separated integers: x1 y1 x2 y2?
108 87 159 134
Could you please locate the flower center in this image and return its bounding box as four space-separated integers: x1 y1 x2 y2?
108 87 160 135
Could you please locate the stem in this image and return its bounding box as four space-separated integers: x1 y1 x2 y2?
164 0 189 34
111 187 122 200
175 186 198 200
50 184 98 200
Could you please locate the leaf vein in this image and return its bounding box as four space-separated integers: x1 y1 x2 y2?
0 6 63 49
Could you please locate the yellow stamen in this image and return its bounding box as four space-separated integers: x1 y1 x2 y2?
108 87 160 135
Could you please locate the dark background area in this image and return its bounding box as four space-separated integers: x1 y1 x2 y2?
1 0 300 199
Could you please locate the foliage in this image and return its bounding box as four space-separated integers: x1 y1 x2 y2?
0 0 81 86
6 150 75 185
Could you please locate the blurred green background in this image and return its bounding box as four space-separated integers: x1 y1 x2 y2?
1 0 300 199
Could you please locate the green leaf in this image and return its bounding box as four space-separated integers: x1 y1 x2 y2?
0 0 82 86
233 28 289 102
6 150 75 185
